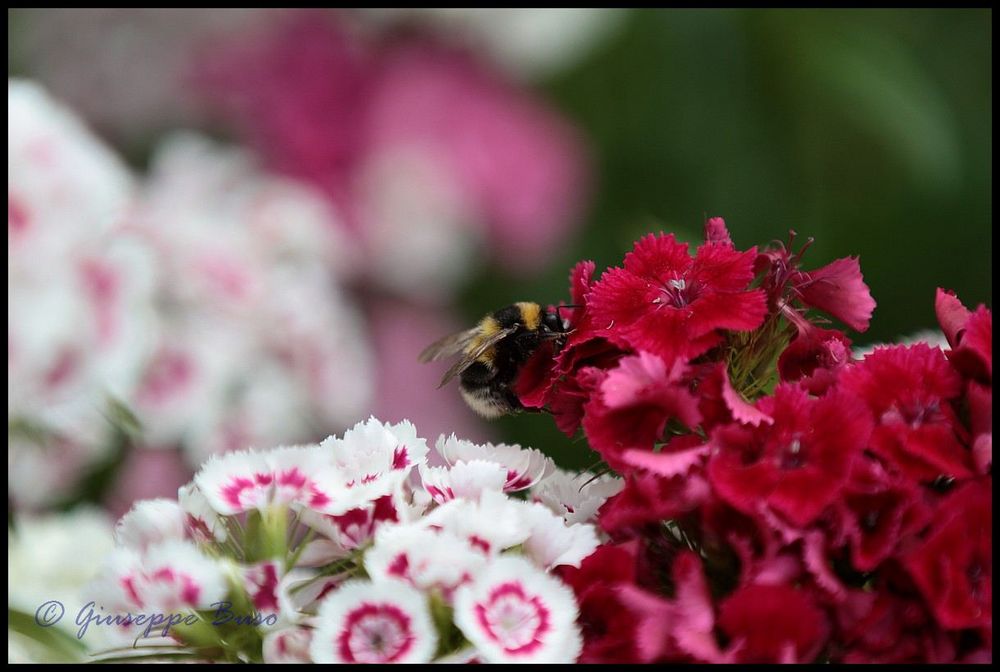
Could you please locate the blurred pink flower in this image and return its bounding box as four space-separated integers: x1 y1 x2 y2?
193 10 589 294
105 448 192 520
367 40 588 272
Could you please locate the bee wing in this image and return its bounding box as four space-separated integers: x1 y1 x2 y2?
437 326 518 388
418 328 480 363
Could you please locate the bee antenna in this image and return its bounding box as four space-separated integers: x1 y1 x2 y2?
555 304 582 318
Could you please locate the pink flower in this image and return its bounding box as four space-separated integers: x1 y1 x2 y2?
194 11 588 277
310 580 438 663
453 556 582 663
587 233 767 364
707 384 873 527
598 469 711 534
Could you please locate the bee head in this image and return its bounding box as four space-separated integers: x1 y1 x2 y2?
541 310 565 334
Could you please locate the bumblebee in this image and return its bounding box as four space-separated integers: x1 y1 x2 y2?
419 302 569 418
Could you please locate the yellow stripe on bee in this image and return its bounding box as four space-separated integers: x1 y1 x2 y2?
516 302 542 330
466 316 501 354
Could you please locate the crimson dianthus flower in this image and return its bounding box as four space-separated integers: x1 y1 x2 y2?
586 232 767 364
840 343 972 482
707 384 873 527
903 479 992 631
718 583 829 663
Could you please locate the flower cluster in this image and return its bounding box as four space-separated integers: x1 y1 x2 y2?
8 80 155 507
85 419 616 663
193 10 587 297
126 134 372 465
8 81 373 505
520 219 991 663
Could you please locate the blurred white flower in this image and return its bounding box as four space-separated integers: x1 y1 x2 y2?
129 134 373 463
113 498 187 552
8 80 158 508
357 145 481 300
7 508 116 661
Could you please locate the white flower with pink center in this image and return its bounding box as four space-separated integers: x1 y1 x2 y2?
419 460 508 504
364 522 486 596
319 418 428 513
423 489 530 555
298 492 404 554
91 540 226 612
178 481 227 543
530 468 624 526
127 134 372 462
453 556 582 663
114 498 187 551
435 434 554 492
263 626 313 664
310 580 437 664
520 502 600 570
194 446 339 516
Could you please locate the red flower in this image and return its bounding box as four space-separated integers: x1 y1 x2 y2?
755 234 875 332
952 308 992 384
836 590 957 664
840 344 972 482
586 233 767 364
707 384 873 527
559 543 643 664
903 480 992 630
935 288 992 382
793 257 876 333
840 459 930 571
580 352 701 469
718 583 829 663
967 381 992 474
935 288 973 347
696 363 774 429
777 326 852 395
703 216 733 245
617 551 730 663
599 471 711 536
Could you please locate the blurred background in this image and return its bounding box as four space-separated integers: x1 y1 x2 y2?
7 8 991 515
